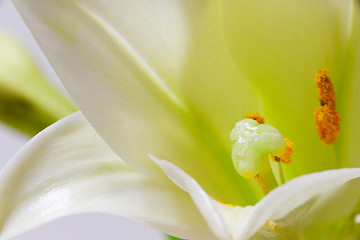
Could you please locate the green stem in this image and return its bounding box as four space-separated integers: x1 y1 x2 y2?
258 157 279 193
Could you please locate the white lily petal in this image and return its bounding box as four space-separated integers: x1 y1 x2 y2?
237 168 360 239
0 112 213 240
212 202 253 239
13 0 261 204
221 0 356 176
151 155 253 240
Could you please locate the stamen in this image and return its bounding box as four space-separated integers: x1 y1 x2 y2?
314 69 341 145
243 112 265 124
269 138 294 164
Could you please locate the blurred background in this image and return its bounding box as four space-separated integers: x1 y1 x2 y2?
0 0 165 239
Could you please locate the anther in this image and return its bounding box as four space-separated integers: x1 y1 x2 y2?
314 70 341 145
270 138 294 164
243 112 265 124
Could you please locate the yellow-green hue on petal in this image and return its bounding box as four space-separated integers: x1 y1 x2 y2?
337 0 360 168
13 0 262 205
0 112 214 240
0 33 77 136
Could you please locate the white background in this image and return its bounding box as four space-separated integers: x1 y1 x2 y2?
0 0 165 239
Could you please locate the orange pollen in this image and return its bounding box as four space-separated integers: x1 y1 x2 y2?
243 112 265 124
255 174 268 195
218 200 237 207
270 138 294 164
314 70 341 145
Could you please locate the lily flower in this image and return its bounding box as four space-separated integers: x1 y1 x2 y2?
1 0 360 239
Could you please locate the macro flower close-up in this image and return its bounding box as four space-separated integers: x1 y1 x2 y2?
1 0 360 239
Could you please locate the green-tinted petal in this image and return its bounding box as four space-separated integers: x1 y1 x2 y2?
0 33 77 135
221 0 355 177
0 112 212 240
238 168 360 239
13 0 261 204
337 1 360 168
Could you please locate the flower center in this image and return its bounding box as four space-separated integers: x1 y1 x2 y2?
229 70 340 194
314 69 341 145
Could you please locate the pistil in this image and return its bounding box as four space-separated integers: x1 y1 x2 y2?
230 114 293 194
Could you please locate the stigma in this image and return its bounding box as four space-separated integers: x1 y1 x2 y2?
231 113 294 193
230 116 286 178
314 70 341 145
